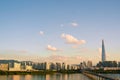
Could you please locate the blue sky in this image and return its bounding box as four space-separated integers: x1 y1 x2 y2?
0 0 120 64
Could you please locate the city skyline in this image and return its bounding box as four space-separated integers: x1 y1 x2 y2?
0 0 120 64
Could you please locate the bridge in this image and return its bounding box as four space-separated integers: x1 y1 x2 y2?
82 71 119 80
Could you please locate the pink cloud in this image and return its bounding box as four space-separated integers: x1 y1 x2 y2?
47 45 58 51
61 33 86 45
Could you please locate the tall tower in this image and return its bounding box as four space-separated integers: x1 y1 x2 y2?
102 40 106 62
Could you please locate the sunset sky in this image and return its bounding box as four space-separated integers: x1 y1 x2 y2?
0 0 120 64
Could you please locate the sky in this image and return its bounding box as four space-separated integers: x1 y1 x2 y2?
0 0 120 64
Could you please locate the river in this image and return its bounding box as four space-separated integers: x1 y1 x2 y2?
0 73 91 80
0 73 120 80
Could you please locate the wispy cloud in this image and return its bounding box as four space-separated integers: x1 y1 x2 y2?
70 22 78 27
61 33 86 45
75 55 82 60
48 55 68 61
45 55 85 64
0 49 28 54
18 50 28 53
60 21 78 28
0 50 90 64
47 45 58 51
72 45 78 48
39 31 44 35
60 24 64 27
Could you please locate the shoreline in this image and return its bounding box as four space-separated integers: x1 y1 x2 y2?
89 70 120 74
0 70 120 75
0 70 81 75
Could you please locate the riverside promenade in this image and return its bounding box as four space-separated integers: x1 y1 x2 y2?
83 71 119 80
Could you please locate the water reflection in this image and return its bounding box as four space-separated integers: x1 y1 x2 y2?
0 75 8 80
13 75 20 80
46 74 50 80
0 73 91 80
25 75 32 80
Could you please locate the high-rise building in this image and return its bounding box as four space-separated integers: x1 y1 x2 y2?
102 40 106 62
87 61 92 68
9 62 21 71
0 64 9 71
62 62 67 70
56 63 61 71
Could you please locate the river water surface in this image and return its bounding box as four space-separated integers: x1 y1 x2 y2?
1 73 120 80
0 73 91 80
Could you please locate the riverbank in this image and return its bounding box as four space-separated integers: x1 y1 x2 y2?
0 70 81 75
1 69 120 75
90 69 120 74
